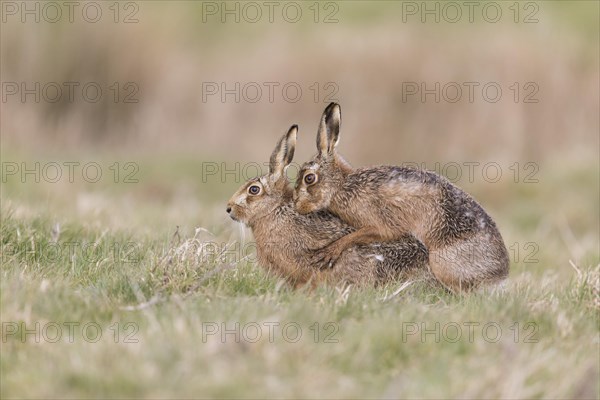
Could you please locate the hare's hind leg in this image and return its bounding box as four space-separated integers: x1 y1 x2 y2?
429 233 509 292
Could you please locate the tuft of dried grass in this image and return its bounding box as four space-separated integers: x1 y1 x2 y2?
569 260 600 311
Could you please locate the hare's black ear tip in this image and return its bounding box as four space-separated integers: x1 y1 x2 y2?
287 125 298 137
324 102 341 118
325 102 339 112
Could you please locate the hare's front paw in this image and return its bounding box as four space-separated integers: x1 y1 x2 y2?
311 244 344 269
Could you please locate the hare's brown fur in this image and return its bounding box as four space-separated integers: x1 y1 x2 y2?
294 103 509 291
227 126 430 288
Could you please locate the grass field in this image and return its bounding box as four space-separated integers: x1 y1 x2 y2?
1 153 598 399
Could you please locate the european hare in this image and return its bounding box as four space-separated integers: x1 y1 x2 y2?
226 125 429 288
293 103 509 291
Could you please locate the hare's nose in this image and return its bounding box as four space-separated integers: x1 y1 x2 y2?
226 207 232 214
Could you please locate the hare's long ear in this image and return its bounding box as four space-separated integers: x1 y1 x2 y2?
269 125 297 182
316 102 341 158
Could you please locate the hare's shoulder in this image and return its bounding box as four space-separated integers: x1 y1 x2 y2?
345 166 443 197
351 165 441 184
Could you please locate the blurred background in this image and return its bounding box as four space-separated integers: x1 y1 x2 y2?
1 1 599 270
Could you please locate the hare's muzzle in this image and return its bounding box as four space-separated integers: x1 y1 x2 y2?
226 203 241 222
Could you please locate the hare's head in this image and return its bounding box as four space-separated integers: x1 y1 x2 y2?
226 125 297 227
294 103 351 214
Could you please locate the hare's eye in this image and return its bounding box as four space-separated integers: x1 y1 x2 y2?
248 185 261 195
304 173 317 185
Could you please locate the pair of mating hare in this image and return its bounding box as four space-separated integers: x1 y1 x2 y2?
227 103 509 291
